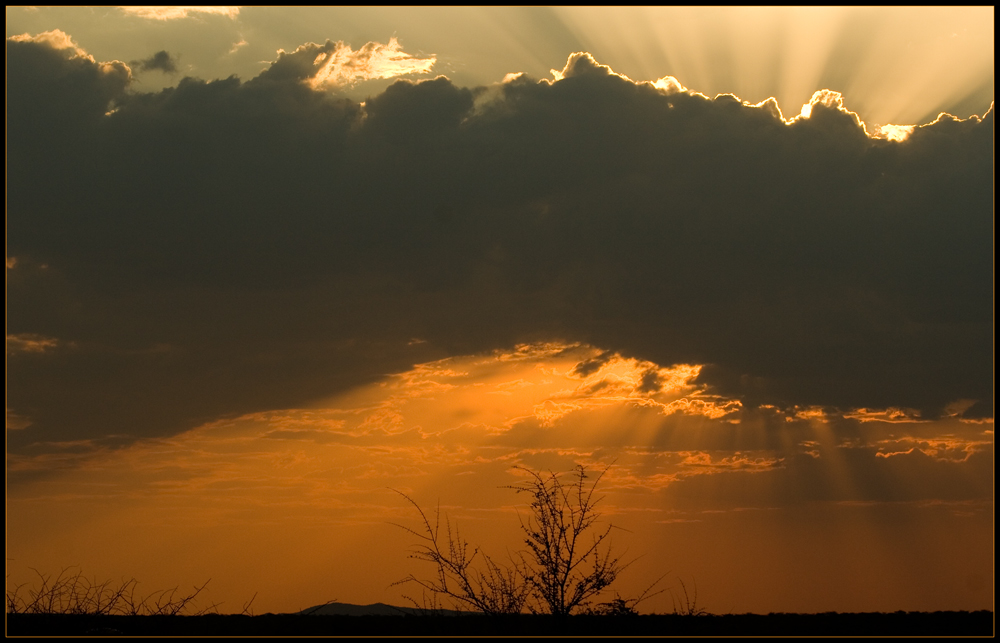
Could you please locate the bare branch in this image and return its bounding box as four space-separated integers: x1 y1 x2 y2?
389 489 530 615
394 462 647 617
4 567 218 616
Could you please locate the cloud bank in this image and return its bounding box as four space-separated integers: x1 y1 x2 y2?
6 36 993 457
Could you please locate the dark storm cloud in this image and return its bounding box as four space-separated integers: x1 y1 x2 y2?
6 38 993 454
131 50 178 74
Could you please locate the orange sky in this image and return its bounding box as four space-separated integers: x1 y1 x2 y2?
7 343 992 614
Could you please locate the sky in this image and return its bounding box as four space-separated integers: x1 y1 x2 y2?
5 6 994 616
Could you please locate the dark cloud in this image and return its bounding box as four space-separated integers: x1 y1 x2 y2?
637 370 662 394
572 351 613 377
6 37 993 454
131 50 178 74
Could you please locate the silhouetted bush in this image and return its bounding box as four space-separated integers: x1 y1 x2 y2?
6 567 218 616
393 464 663 615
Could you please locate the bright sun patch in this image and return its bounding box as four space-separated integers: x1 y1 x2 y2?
877 123 916 142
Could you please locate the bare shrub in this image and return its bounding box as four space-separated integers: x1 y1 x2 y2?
393 463 663 616
509 465 628 615
670 578 708 617
585 575 668 616
391 495 531 615
5 567 219 616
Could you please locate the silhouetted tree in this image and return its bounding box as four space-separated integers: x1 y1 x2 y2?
394 464 660 615
508 465 625 615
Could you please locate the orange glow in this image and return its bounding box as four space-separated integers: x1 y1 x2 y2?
6 333 61 354
874 434 992 462
6 342 993 614
843 407 927 423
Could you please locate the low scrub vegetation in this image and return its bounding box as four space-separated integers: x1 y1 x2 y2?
9 465 691 621
5 567 223 616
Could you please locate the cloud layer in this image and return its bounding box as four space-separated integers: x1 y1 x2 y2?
116 6 241 21
6 36 993 456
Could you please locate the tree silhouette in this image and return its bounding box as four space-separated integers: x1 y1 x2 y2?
508 465 625 615
393 463 659 615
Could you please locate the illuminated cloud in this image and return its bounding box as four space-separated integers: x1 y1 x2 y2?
795 88 864 129
228 37 249 55
9 341 987 506
789 407 829 422
548 51 634 83
651 75 693 96
874 436 988 463
262 37 436 90
117 6 241 21
8 29 91 59
6 333 60 354
678 451 783 472
875 123 915 142
843 407 927 423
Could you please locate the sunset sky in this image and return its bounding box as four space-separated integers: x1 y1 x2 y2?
5 6 993 616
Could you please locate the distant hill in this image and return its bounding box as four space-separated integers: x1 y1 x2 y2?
296 601 472 617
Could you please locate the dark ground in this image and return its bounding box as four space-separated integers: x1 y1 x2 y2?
5 610 994 636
